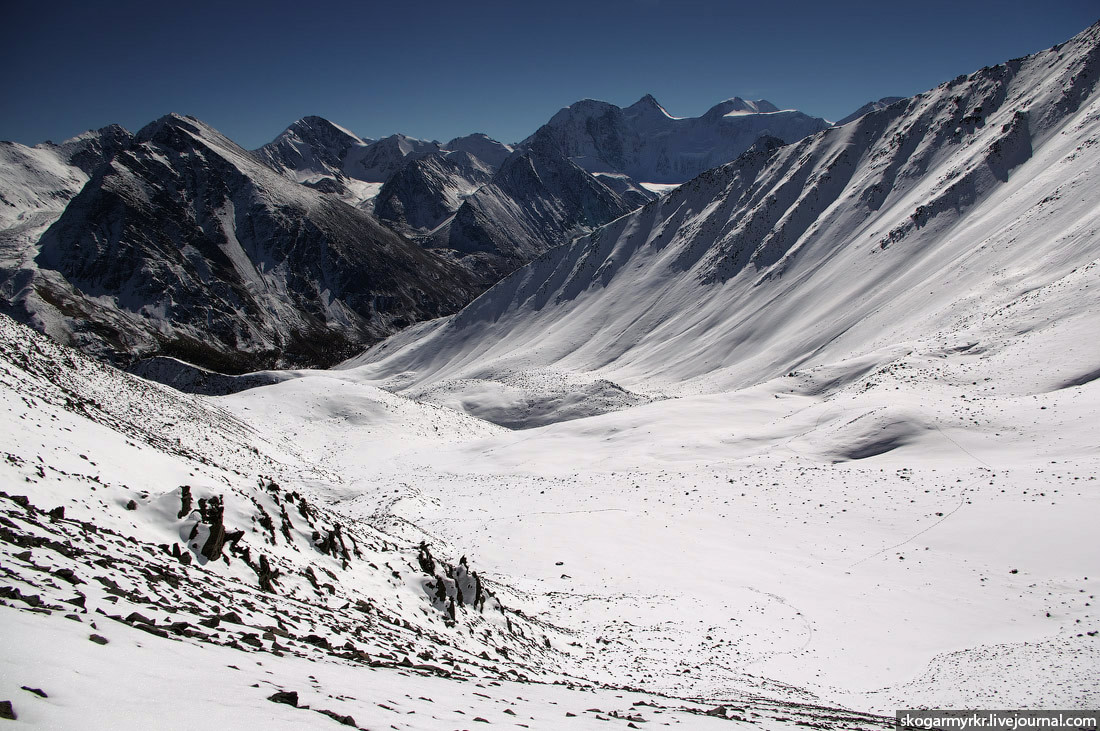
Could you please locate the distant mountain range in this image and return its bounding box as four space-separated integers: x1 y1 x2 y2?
0 93 879 372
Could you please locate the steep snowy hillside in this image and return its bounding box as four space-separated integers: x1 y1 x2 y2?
4 113 478 372
0 311 902 729
351 22 1100 425
524 94 830 183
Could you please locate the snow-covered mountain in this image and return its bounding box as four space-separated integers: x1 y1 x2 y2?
4 113 479 372
0 125 131 247
351 24 1100 425
3 20 1100 726
523 93 831 183
252 115 374 189
445 132 515 168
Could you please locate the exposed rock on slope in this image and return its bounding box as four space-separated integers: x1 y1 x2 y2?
428 142 645 281
9 114 478 372
0 311 565 684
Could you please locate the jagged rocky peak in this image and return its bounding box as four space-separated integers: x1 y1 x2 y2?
624 93 673 119
132 113 251 161
255 115 369 177
433 140 638 277
374 151 495 234
44 123 133 174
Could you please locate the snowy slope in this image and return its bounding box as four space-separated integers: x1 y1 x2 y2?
0 311 903 729
525 94 830 183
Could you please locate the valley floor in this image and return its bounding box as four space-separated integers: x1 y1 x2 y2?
219 342 1100 715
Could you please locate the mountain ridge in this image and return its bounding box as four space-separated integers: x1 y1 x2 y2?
347 20 1100 426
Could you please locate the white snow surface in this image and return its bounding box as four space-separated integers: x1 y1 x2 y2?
3 22 1100 729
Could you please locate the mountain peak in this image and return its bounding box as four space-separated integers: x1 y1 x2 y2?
630 93 661 109
625 94 672 119
134 113 209 144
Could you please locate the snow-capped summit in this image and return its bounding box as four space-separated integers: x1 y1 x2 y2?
345 133 442 183
624 93 673 118
524 93 829 182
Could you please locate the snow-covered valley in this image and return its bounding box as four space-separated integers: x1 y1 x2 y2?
1 17 1099 731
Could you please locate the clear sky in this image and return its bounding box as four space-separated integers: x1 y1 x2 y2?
1 0 1096 149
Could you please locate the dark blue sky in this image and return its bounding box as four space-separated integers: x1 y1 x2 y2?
1 0 1096 149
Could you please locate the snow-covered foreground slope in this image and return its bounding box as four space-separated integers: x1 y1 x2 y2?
0 313 897 728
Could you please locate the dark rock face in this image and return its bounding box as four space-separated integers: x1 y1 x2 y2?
432 144 641 280
267 690 298 707
26 114 478 372
374 152 494 234
47 124 134 175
